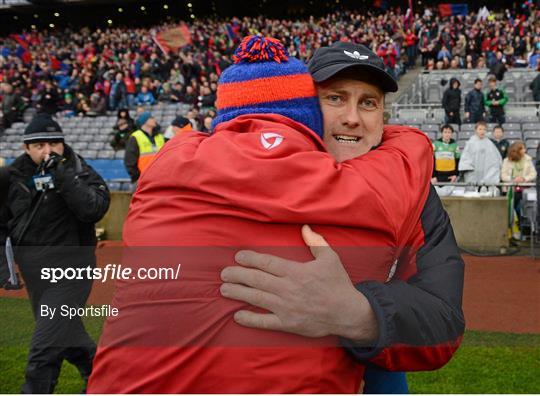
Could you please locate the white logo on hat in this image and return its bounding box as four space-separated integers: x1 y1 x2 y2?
260 132 284 150
344 50 369 60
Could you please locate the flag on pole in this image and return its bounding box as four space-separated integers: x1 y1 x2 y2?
438 3 469 17
10 33 29 49
153 24 192 55
373 0 389 10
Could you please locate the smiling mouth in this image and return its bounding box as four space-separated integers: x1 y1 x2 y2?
333 134 361 144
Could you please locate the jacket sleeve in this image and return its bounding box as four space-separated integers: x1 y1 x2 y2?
56 158 111 223
500 158 512 182
124 136 140 182
499 89 509 107
342 186 465 371
484 92 492 107
525 158 537 182
441 90 449 110
464 92 471 113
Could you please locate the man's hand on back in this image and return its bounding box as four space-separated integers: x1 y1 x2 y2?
220 225 378 344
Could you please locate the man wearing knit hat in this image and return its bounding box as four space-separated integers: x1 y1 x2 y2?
124 111 165 182
89 36 437 393
2 112 110 393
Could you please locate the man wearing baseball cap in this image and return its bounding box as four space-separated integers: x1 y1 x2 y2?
163 115 193 140
2 113 109 393
222 41 464 392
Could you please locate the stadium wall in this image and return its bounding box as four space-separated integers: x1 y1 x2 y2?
100 192 509 251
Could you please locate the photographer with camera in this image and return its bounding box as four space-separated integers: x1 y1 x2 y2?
2 113 110 393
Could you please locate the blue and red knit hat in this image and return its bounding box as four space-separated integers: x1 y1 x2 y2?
213 36 323 138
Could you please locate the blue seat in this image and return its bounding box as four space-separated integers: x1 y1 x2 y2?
86 159 130 181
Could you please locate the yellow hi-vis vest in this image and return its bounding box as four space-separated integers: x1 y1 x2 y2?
131 129 165 173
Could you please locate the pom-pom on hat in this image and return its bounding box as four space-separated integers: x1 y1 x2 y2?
213 36 323 138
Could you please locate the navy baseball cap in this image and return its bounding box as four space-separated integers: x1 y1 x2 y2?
308 41 398 93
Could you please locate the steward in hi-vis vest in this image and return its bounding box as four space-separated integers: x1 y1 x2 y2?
124 111 165 182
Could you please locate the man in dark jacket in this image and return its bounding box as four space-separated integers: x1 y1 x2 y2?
490 125 510 159
464 78 485 123
1 83 25 130
530 64 540 102
4 113 110 393
37 80 61 115
485 75 508 125
109 72 128 111
442 78 462 125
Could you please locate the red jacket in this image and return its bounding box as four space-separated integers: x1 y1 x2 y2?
88 114 433 393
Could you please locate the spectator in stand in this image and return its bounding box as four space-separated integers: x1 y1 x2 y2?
442 78 462 125
529 43 540 70
485 75 508 125
158 83 173 103
403 29 417 68
459 121 502 184
530 63 540 102
124 74 137 109
37 80 60 115
170 82 185 103
124 111 165 183
110 109 136 151
110 72 128 111
437 45 451 63
377 43 397 82
182 85 198 106
163 116 193 141
432 124 460 183
75 93 90 116
464 78 486 123
201 116 213 133
1 83 25 130
186 109 200 130
135 86 156 106
490 125 510 159
87 90 107 117
59 93 76 118
501 140 537 224
198 86 216 111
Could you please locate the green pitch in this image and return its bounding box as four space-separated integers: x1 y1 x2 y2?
1 297 539 393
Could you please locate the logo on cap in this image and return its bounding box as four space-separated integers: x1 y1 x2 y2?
260 132 284 150
344 50 369 60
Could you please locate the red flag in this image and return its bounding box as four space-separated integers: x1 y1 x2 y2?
10 34 29 49
153 24 192 55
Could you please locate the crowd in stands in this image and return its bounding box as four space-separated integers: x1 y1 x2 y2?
0 4 537 130
418 5 539 72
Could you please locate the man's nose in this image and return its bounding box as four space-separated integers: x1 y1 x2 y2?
342 103 361 128
42 144 52 155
